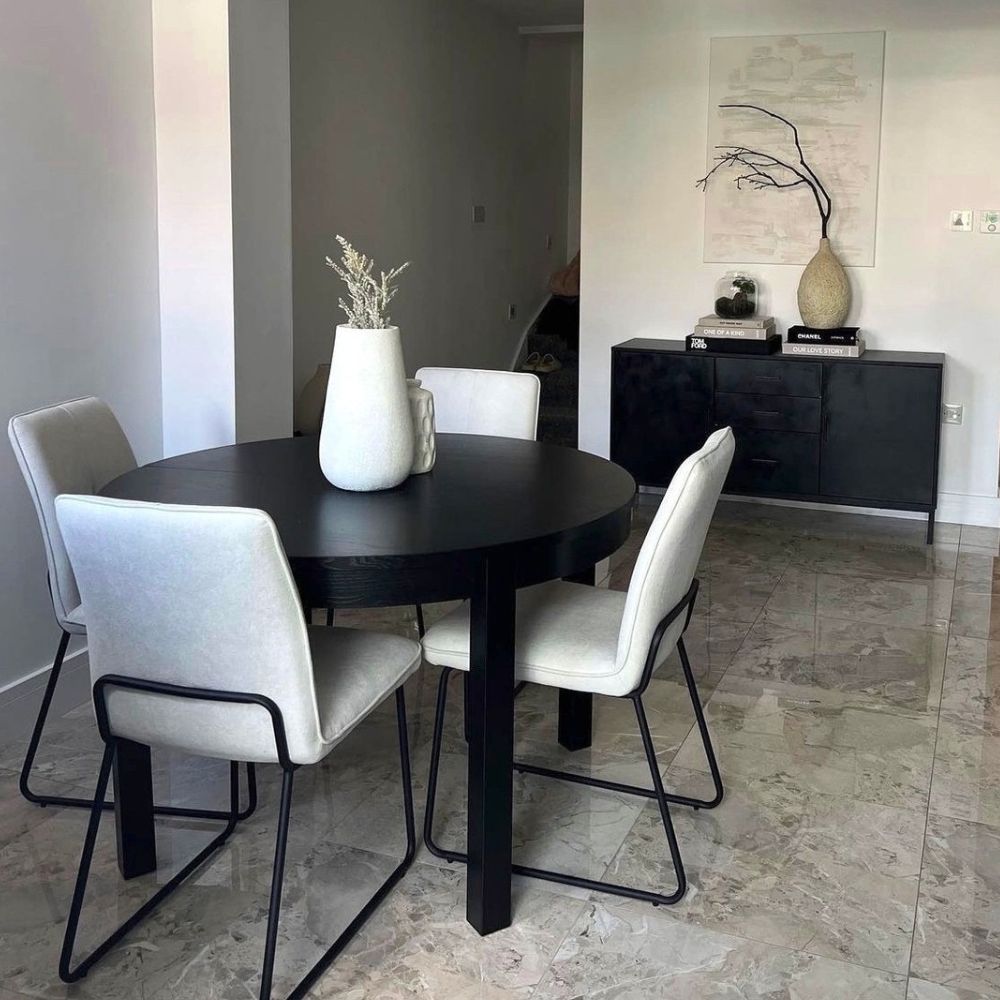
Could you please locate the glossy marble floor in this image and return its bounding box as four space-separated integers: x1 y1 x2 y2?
2 500 999 999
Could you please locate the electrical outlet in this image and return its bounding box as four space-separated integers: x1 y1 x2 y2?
949 210 973 232
981 210 1000 234
943 403 964 425
507 304 517 321
472 205 486 225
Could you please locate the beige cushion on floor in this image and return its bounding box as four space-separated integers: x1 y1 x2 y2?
421 580 641 697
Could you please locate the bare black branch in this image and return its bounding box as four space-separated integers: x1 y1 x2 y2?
696 105 832 238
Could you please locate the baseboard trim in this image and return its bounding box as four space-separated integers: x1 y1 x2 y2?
0 644 90 743
637 487 1000 528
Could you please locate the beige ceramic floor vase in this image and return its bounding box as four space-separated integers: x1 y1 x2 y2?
797 237 851 329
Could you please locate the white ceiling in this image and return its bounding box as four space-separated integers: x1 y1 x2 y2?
474 0 584 28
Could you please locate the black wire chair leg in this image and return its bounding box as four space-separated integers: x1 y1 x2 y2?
19 630 71 805
676 637 724 810
259 768 294 1000
286 687 417 1000
60 753 241 983
423 671 688 907
414 604 426 638
20 631 260 822
325 608 335 627
633 694 686 905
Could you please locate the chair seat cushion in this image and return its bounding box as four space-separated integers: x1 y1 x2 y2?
421 581 636 697
309 626 422 754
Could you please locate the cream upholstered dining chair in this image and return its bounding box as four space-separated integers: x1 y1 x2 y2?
7 397 256 821
54 496 420 999
421 426 735 906
408 367 541 637
414 366 541 442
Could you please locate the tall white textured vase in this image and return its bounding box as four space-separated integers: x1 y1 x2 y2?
319 325 414 491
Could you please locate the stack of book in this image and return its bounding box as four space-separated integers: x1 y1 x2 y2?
783 326 865 358
686 315 779 355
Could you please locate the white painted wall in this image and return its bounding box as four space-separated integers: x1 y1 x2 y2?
290 0 578 393
154 0 293 456
581 0 1000 523
153 0 236 457
0 0 162 691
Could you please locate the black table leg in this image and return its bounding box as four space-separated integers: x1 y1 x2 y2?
113 739 157 879
926 510 935 545
559 565 596 751
466 554 516 936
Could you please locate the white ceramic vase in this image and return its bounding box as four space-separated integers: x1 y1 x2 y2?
407 379 436 474
319 325 414 491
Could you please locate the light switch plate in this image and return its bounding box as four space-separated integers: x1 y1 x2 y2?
950 210 973 232
943 403 964 425
980 210 1000 234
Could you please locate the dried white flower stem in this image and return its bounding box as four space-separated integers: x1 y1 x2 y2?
325 235 410 329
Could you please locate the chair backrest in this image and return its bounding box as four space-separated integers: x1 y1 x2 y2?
8 397 137 630
614 427 735 692
55 496 323 765
415 367 540 441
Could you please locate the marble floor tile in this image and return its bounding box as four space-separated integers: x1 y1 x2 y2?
605 768 920 973
911 814 1000 995
533 898 906 999
960 524 1000 553
766 566 952 631
307 862 584 999
725 610 947 716
907 979 994 1000
788 534 959 582
939 635 1000 735
928 720 1000 828
671 673 937 810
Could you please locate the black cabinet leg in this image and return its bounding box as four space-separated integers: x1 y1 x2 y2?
466 555 515 936
113 740 156 879
559 565 596 751
926 511 935 545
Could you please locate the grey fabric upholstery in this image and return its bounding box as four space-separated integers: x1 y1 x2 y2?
421 428 735 697
414 367 540 441
55 496 422 766
8 397 137 633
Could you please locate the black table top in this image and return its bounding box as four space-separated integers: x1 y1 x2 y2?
100 435 636 606
614 337 945 368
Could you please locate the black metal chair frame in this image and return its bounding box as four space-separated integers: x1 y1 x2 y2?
21 579 258 824
423 578 723 907
60 674 416 1000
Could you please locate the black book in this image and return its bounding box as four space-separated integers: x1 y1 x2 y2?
787 325 860 345
686 333 781 355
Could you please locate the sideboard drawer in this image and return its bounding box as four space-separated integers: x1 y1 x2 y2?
715 392 821 434
727 430 819 496
716 358 821 398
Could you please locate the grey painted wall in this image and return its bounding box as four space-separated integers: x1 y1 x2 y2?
0 0 163 692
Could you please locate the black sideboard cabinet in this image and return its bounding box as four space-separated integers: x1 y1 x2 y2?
610 339 945 543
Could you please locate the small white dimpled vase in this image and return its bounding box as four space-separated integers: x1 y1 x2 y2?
319 325 414 491
407 379 436 474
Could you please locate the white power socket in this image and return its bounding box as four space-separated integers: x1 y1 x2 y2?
943 403 964 425
981 210 999 234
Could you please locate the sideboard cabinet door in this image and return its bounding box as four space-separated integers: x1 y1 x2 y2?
821 363 940 506
611 351 713 487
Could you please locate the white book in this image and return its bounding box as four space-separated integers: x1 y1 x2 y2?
782 337 866 359
694 323 774 341
698 314 774 330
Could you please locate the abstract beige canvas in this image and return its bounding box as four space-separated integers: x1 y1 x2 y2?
704 32 885 266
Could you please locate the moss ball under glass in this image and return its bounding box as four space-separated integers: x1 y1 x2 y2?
714 273 758 319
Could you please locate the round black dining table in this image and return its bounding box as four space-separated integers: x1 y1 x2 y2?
101 433 636 935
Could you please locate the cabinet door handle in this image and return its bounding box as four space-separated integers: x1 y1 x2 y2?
750 458 779 467
753 410 780 419
752 374 781 382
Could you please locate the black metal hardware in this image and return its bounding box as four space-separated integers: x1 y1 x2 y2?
422 579 722 907
750 458 779 466
59 673 415 1000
